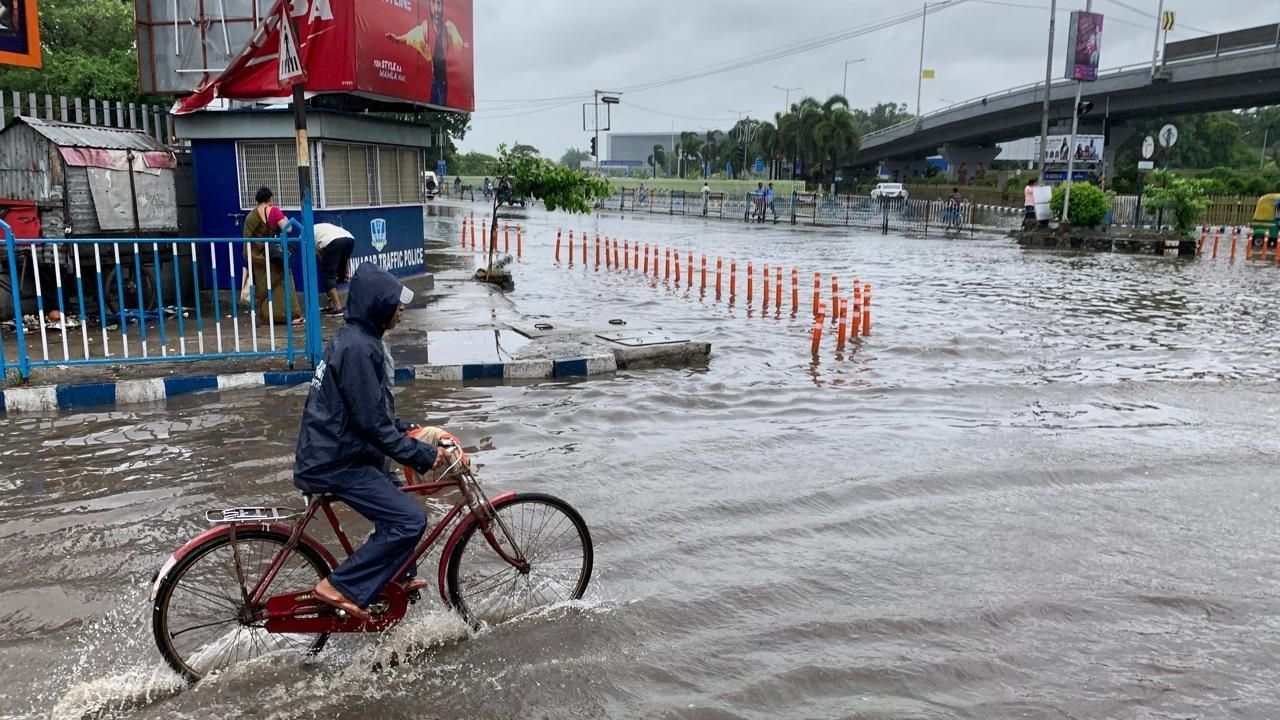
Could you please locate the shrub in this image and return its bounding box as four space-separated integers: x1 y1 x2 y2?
1049 182 1110 227
1142 169 1213 234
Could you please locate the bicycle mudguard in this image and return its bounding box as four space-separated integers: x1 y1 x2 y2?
435 490 518 604
148 523 338 602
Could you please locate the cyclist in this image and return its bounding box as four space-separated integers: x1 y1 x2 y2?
294 262 447 619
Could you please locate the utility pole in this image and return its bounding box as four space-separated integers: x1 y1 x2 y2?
729 108 751 179
915 2 931 123
1036 0 1057 183
593 89 600 176
1150 0 1165 77
1061 0 1093 225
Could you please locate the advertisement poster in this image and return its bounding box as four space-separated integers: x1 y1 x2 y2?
0 0 41 69
1034 134 1105 165
177 0 473 114
356 0 474 112
1065 10 1104 82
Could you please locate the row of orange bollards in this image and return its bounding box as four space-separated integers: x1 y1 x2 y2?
461 216 523 257
552 228 872 354
1196 226 1275 263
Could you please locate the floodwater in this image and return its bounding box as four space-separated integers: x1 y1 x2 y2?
4 204 1280 719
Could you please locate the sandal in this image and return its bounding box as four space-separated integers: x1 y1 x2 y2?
312 579 369 620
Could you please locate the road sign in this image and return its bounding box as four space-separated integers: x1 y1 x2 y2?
754 156 764 173
1141 135 1155 159
1137 160 1154 171
1159 124 1178 148
1161 11 1175 31
436 159 447 178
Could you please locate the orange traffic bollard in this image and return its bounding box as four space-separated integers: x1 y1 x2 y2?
503 224 510 253
686 251 693 287
862 283 873 336
811 303 826 355
830 275 840 326
791 268 799 314
1197 227 1206 255
664 248 671 281
633 241 639 270
643 244 650 275
675 250 683 286
1211 227 1221 259
700 255 707 291
517 225 523 258
836 298 848 351
594 234 601 268
813 272 822 317
461 220 468 247
1246 229 1256 261
1229 227 1239 261
762 264 770 311
746 261 754 303
715 257 723 297
623 239 630 271
730 260 737 297
555 228 562 261
774 266 783 311
581 231 587 264
615 238 622 269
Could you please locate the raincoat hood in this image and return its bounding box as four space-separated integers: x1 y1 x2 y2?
344 262 407 336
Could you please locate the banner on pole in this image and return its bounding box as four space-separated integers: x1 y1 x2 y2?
176 0 475 114
0 0 41 69
1064 10 1104 82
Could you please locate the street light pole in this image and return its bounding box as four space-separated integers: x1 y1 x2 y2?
729 109 751 179
1150 0 1165 78
773 85 802 114
1036 0 1057 183
915 2 932 122
841 58 865 99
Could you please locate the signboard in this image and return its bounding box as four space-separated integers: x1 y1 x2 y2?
1064 10 1104 81
436 159 447 178
1044 170 1094 182
1137 160 1154 170
1033 133 1104 165
1141 135 1155 159
753 156 764 173
1161 11 1175 31
176 0 475 114
1158 124 1178 148
0 0 41 69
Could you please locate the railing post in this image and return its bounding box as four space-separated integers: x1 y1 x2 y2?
279 225 295 366
2 220 30 379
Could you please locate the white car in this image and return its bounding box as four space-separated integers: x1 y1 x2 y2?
422 171 440 199
869 182 908 200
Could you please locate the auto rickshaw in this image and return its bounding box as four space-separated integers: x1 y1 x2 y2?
1253 193 1280 245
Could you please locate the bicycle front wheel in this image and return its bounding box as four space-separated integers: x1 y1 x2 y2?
151 529 331 682
445 493 593 627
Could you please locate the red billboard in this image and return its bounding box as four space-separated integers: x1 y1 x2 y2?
176 0 473 114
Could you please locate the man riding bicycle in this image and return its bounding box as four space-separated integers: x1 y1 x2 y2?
294 262 447 619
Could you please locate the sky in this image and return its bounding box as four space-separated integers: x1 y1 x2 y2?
459 0 1267 160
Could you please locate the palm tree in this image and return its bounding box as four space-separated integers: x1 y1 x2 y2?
647 144 666 178
679 131 701 177
700 130 722 177
813 95 859 185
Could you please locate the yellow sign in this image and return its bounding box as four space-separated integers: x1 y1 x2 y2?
1161 11 1175 31
921 69 935 79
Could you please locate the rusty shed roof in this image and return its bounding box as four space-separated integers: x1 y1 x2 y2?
4 115 171 152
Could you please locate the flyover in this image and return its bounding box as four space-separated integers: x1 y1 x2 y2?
854 24 1280 175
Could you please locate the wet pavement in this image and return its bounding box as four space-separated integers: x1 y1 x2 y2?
4 202 1280 719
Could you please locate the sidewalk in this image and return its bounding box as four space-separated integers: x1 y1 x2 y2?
0 239 711 413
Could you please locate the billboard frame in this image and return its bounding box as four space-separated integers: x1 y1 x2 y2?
0 0 42 69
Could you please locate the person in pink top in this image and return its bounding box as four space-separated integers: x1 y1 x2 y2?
1023 178 1038 229
243 187 303 325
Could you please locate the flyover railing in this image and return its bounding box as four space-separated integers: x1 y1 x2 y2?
1 219 322 381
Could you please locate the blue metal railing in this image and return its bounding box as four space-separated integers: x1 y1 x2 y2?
1 219 322 381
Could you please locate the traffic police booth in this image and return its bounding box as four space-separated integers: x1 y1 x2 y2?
176 109 433 289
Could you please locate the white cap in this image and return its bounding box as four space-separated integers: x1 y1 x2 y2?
399 286 415 305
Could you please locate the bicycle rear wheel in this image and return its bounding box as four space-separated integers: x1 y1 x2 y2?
151 529 331 682
445 493 593 627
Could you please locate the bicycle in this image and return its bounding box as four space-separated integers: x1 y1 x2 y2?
148 438 593 682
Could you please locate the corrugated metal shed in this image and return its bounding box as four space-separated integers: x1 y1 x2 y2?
11 115 171 153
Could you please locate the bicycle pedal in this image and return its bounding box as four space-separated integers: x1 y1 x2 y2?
406 588 421 604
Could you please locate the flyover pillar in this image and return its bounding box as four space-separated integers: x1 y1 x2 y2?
937 143 1002 183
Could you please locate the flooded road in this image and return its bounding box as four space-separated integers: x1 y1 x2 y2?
4 205 1280 719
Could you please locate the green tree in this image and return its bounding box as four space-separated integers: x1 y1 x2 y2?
647 144 666 178
559 147 591 168
485 143 611 276
1050 183 1111 227
454 151 497 176
1142 169 1213 233
0 0 140 99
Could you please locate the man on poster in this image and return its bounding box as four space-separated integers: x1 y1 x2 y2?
385 0 469 107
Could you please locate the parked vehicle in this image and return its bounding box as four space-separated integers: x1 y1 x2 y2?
870 182 908 201
422 171 440 199
1251 193 1280 245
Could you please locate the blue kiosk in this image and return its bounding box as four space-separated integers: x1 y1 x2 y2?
175 108 434 291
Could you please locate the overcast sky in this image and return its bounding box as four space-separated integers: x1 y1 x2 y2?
459 0 1265 159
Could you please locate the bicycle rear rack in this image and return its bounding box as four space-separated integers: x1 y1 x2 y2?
205 507 301 524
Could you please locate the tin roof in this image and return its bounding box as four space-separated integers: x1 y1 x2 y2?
6 115 171 152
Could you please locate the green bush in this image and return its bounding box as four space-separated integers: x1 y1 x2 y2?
1049 183 1111 227
1142 169 1214 234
